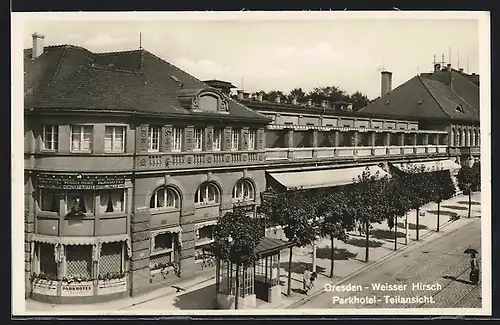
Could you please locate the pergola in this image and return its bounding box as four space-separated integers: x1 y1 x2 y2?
214 237 294 309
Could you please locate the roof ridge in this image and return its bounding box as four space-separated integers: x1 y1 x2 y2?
95 49 143 56
49 45 69 84
418 76 452 119
89 65 145 75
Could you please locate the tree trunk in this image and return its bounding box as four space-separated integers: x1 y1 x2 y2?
468 190 472 218
235 264 240 309
404 213 408 245
394 216 397 251
416 207 420 241
312 240 317 274
287 247 293 296
437 202 440 232
330 236 335 278
365 221 370 262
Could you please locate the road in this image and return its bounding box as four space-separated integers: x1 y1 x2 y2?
296 218 482 309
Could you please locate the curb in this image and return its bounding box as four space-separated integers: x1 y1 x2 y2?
282 216 474 309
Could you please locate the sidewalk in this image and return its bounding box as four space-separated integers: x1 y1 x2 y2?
25 193 481 312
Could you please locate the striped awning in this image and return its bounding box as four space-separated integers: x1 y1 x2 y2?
391 159 461 173
268 165 390 191
30 233 130 245
194 219 218 230
151 226 182 237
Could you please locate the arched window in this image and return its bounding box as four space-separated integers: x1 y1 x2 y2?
232 179 255 202
150 186 180 209
195 182 220 205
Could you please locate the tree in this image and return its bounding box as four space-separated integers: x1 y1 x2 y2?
288 87 307 102
350 168 391 262
212 210 261 309
429 170 456 231
348 91 370 111
457 162 481 218
318 191 355 277
307 86 347 104
384 175 413 250
260 188 319 296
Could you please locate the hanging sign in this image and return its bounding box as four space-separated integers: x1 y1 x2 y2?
37 174 126 190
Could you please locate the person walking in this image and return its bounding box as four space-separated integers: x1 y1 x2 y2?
469 253 480 284
303 269 312 295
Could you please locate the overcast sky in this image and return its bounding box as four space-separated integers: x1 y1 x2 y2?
22 13 480 100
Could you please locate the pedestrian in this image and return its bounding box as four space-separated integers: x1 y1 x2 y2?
310 271 317 290
388 217 394 231
303 269 312 295
357 220 363 236
469 253 480 284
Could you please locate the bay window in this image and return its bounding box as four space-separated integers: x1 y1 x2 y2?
42 125 58 151
40 189 60 212
65 245 93 280
148 126 160 152
98 242 124 278
65 192 94 215
37 243 58 279
104 126 125 153
70 125 93 152
99 189 125 214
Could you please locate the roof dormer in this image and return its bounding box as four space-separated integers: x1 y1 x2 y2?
177 87 229 114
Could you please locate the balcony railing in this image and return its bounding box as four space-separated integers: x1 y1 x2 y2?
264 145 450 161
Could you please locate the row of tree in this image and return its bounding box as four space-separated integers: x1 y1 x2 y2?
237 86 371 111
212 160 480 308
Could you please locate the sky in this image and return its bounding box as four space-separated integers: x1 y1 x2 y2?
22 13 480 100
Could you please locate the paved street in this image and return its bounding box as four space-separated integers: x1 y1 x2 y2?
296 218 482 309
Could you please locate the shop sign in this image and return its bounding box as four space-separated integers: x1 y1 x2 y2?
61 281 94 297
37 174 126 190
32 279 58 296
97 278 127 296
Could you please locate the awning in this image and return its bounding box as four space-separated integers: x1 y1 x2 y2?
391 159 461 173
256 237 294 258
194 219 218 230
31 234 130 245
268 165 390 190
151 226 183 247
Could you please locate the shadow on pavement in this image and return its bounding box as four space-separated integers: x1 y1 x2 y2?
346 237 384 248
279 261 326 274
442 205 469 211
172 283 217 310
396 222 429 230
443 275 475 285
316 247 358 261
457 201 480 205
370 229 406 240
426 210 458 218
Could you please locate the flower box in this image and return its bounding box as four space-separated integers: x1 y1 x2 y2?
97 277 127 295
32 279 58 296
61 281 94 297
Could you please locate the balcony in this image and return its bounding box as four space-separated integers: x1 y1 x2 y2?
264 145 449 162
136 150 266 171
448 146 481 156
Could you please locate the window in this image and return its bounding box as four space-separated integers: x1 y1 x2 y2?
231 129 240 151
99 189 125 214
195 224 216 263
104 126 125 153
195 182 220 205
232 179 255 202
172 128 183 152
248 130 256 150
150 232 176 272
40 189 60 212
65 192 94 215
42 125 58 150
194 128 203 151
150 186 180 209
213 129 222 151
37 243 58 278
65 245 93 279
148 126 160 152
455 105 465 113
99 242 124 277
70 125 93 152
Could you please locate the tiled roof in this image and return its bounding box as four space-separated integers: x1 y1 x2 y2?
24 46 270 123
358 70 479 122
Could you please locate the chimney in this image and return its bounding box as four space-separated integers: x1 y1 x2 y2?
257 92 263 101
307 99 312 107
459 68 464 73
434 63 441 72
291 97 297 105
447 64 452 72
243 92 250 100
32 32 45 59
237 90 244 100
381 71 393 97
275 96 281 104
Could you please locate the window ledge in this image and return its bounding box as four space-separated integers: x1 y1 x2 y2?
149 207 180 215
150 248 174 257
195 239 215 247
99 212 127 219
195 202 220 208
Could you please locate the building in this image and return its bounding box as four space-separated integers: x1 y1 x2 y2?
23 33 480 304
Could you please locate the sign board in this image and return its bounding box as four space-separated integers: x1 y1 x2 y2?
97 278 127 296
37 174 126 190
61 281 94 297
32 279 58 296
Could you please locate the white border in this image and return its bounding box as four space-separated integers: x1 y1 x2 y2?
11 11 491 316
